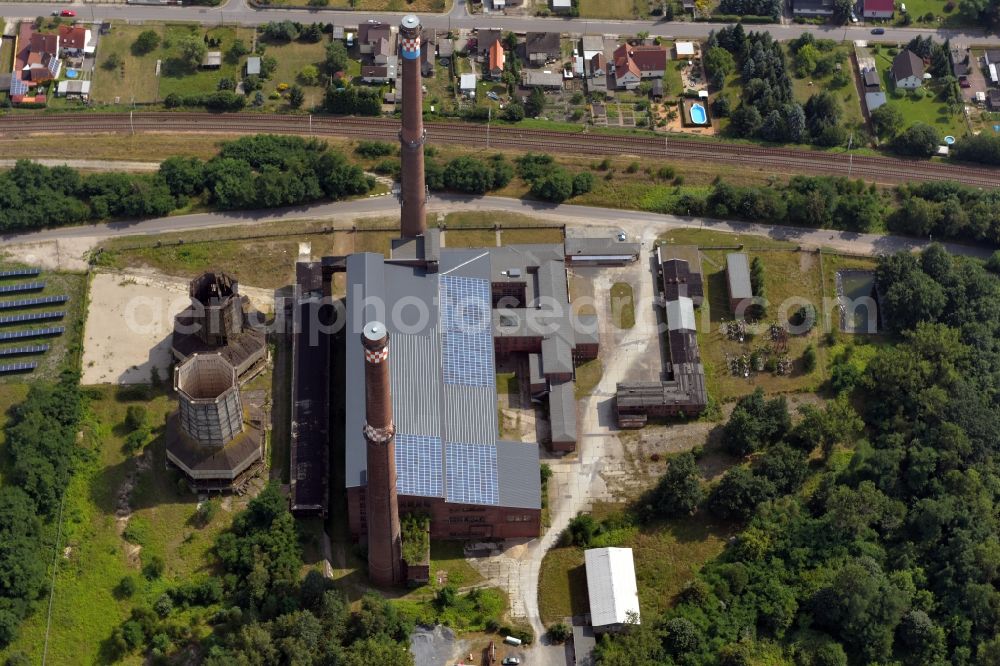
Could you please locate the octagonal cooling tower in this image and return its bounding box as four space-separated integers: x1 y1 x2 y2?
174 353 244 447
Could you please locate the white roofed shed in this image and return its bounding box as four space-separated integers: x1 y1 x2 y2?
585 547 641 632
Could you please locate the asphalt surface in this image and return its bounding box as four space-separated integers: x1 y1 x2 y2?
4 193 991 260
1 0 998 44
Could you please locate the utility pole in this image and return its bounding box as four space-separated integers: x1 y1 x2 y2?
309 113 313 136
487 105 491 149
847 132 854 178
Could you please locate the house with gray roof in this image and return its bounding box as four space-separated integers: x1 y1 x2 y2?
892 49 925 89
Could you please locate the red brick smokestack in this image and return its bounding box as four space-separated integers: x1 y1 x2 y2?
362 321 403 587
399 14 427 238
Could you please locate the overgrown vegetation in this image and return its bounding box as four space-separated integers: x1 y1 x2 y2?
401 514 430 567
594 243 1000 665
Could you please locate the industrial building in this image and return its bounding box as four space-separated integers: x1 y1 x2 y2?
585 547 641 633
615 251 707 428
725 252 753 313
171 272 267 384
166 353 265 491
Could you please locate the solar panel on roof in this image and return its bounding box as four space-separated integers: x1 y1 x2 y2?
0 268 41 280
395 434 443 497
0 296 67 311
0 311 65 326
0 362 37 374
439 276 494 387
445 442 498 505
0 327 64 342
0 345 49 357
0 282 45 295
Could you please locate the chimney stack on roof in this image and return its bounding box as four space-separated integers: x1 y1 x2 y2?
361 321 403 586
398 14 427 239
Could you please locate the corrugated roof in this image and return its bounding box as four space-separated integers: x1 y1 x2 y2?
496 441 542 508
549 379 577 443
726 253 753 300
666 297 696 331
585 547 641 627
565 237 640 258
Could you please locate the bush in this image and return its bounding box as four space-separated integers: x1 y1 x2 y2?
572 172 594 196
132 30 161 56
124 405 148 432
143 555 165 580
802 344 817 372
116 576 138 599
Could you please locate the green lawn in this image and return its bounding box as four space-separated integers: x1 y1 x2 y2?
892 0 970 27
92 23 164 103
578 0 650 18
258 38 327 111
158 25 253 99
610 282 636 329
786 44 866 134
261 0 447 10
574 359 603 399
0 386 234 665
0 37 13 76
874 51 965 137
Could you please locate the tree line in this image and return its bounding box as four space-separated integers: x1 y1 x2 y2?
0 372 84 648
594 243 1000 665
0 135 372 233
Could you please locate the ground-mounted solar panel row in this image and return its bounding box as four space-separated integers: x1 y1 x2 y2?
0 295 68 311
0 311 65 326
0 345 50 357
0 268 41 280
0 327 65 342
0 362 38 374
0 281 45 295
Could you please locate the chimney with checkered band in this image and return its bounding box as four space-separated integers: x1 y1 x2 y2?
362 321 403 586
399 14 427 239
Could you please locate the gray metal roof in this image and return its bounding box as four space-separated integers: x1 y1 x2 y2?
549 379 577 443
564 237 640 259
344 249 541 510
726 253 753 300
528 353 545 387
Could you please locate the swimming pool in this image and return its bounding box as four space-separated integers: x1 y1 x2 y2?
65 69 79 79
690 102 707 125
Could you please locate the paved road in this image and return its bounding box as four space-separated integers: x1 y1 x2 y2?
3 193 991 260
0 158 159 171
1 0 997 44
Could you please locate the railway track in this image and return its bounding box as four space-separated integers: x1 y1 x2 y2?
2 112 998 188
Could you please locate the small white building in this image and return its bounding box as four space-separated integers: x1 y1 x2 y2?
459 73 478 97
675 41 696 58
585 547 641 634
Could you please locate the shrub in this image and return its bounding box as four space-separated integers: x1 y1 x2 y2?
803 344 817 372
548 622 571 643
132 30 161 56
143 555 165 580
124 405 148 432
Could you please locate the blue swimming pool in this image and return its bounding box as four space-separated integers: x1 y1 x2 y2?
690 102 707 125
65 69 79 79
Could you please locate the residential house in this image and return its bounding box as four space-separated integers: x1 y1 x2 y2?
359 22 392 58
526 32 561 65
522 70 563 89
891 49 924 89
585 52 608 94
985 49 1000 67
487 40 505 79
612 44 666 90
950 45 971 86
552 0 572 12
362 56 398 83
246 56 261 76
58 25 93 57
421 29 436 77
20 28 60 84
863 0 894 18
791 0 834 15
438 38 454 59
682 0 695 11
477 29 502 58
988 89 1000 110
202 51 223 69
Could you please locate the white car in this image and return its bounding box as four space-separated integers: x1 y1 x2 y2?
502 659 521 666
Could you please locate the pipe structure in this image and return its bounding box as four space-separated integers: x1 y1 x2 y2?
398 14 427 238
361 321 403 587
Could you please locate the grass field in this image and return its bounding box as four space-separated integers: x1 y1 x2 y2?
0 37 13 76
258 38 327 110
0 386 236 664
538 515 728 624
610 282 636 329
875 52 965 137
787 44 866 134
578 0 650 19
263 0 447 10
892 0 969 27
0 271 88 384
657 229 828 402
158 25 253 99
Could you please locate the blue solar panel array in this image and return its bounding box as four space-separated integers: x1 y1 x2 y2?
0 296 67 311
0 345 49 357
0 268 41 280
0 327 64 342
395 434 444 497
0 362 38 374
439 276 494 387
0 311 65 326
445 442 499 505
0 282 44 295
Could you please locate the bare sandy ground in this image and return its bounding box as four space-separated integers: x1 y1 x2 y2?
82 270 275 385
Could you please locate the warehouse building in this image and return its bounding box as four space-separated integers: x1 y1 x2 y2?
726 252 753 313
585 547 641 633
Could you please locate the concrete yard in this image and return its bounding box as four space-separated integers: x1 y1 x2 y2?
81 270 274 385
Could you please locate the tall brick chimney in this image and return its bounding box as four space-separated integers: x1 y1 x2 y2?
361 321 403 586
398 14 427 239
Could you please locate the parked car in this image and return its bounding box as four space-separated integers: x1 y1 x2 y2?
59 9 76 16
487 91 500 101
871 27 885 34
502 659 521 665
